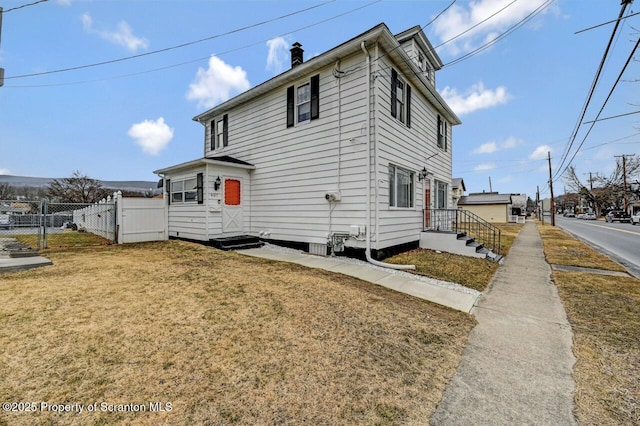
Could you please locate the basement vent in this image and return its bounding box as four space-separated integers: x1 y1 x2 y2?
309 243 327 256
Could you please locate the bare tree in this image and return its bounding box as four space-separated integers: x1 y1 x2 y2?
563 155 640 214
0 183 16 200
46 171 110 203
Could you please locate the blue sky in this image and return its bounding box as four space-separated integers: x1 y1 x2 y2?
1 0 639 201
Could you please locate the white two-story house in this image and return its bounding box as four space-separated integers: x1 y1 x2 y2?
154 23 461 260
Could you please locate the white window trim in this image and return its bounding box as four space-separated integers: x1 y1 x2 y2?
215 118 224 150
296 82 311 124
395 76 406 124
389 164 415 209
171 177 198 204
435 180 448 210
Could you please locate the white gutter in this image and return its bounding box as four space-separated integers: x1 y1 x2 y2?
361 41 415 271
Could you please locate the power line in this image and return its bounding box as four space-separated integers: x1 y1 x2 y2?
5 0 337 80
582 109 640 124
555 36 640 180
552 1 633 181
443 0 554 68
1 0 48 14
575 10 640 34
6 0 383 88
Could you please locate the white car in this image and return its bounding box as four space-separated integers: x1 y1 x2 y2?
632 212 640 225
584 212 597 220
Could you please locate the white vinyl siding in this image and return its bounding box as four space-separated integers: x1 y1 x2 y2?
376 54 452 248
201 53 369 246
166 169 207 241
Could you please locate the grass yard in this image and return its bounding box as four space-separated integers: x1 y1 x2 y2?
538 223 640 425
0 240 475 426
386 223 523 292
12 231 111 250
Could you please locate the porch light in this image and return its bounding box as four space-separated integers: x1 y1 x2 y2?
418 167 429 181
214 176 222 191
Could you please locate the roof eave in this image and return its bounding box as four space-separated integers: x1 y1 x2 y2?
153 158 256 175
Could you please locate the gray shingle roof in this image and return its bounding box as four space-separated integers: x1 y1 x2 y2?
458 193 512 205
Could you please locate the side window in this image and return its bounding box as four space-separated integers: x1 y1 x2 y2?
437 115 447 151
391 68 411 127
389 164 415 208
435 180 447 209
170 174 204 205
286 74 320 127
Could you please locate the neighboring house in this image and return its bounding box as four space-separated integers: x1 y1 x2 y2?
154 23 461 259
451 177 466 207
458 192 513 223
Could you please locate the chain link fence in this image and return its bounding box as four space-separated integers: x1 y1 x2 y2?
0 200 116 249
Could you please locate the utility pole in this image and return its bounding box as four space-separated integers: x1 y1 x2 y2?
548 151 555 226
537 185 543 225
0 7 4 87
615 154 632 212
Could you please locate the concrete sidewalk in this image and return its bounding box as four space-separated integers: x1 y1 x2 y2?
431 220 576 425
238 245 481 313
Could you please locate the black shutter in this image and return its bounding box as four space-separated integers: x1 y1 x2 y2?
310 74 320 120
437 115 442 148
166 179 171 205
197 173 204 204
286 85 295 127
444 122 448 151
210 119 215 151
406 84 412 128
391 69 398 118
222 114 228 147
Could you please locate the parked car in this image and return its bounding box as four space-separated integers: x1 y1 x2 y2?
583 212 597 220
0 214 13 229
576 213 585 219
563 211 576 217
605 210 631 223
632 212 640 226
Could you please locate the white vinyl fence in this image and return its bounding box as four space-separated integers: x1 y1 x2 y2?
73 192 166 244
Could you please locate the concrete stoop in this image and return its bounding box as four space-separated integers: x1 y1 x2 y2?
420 231 502 261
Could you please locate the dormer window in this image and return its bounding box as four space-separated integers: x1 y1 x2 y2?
417 52 426 72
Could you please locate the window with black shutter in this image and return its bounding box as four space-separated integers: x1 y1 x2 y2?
286 74 320 127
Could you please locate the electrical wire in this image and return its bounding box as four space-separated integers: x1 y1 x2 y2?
1 0 48 14
554 36 640 180
443 0 554 68
5 0 337 80
552 1 632 181
6 0 383 88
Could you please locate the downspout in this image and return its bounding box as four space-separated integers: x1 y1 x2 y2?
361 41 415 270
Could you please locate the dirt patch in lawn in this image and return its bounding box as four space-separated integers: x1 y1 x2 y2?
0 240 475 425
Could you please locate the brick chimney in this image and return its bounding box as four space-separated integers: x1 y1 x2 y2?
290 42 304 68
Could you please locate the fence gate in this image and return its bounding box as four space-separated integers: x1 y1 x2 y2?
0 199 117 249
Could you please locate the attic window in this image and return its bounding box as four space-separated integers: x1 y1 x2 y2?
286 74 320 127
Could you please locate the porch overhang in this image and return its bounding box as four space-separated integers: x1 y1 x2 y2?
153 156 256 175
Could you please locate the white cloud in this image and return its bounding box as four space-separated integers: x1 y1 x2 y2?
473 142 498 154
266 36 290 74
128 118 174 155
529 144 552 160
440 82 510 115
474 163 496 172
0 168 11 175
186 56 251 109
431 0 555 55
81 13 149 52
473 136 523 154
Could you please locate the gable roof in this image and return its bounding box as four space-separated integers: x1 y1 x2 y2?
192 23 460 126
452 177 466 191
394 25 443 70
458 193 512 205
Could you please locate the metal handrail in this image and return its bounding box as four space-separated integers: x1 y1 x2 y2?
424 208 502 255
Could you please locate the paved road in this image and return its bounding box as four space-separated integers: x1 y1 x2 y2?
555 215 640 278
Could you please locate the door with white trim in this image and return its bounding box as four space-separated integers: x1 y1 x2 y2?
222 177 243 234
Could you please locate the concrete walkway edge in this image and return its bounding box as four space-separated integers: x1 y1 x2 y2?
431 220 577 425
237 246 481 313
